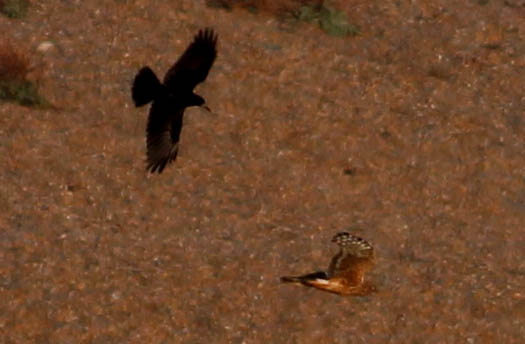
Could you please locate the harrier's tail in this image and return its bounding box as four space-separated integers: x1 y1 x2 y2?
280 276 303 283
132 66 162 107
280 271 329 284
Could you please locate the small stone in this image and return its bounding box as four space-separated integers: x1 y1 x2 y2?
37 41 55 52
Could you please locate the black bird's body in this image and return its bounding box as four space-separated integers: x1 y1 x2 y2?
132 28 218 173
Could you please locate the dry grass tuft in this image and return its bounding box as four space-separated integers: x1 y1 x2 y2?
0 39 30 81
0 38 48 107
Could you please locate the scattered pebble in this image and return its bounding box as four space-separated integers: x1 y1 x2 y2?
37 41 55 53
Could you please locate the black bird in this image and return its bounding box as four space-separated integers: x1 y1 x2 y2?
132 28 218 173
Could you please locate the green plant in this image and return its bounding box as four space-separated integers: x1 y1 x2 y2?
297 4 359 37
0 0 29 18
0 80 49 107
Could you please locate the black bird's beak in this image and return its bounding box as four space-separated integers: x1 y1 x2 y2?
201 104 211 112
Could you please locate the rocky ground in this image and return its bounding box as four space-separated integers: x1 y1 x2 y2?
1 0 524 343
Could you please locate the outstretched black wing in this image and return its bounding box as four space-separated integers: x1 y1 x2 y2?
163 28 218 92
145 100 184 174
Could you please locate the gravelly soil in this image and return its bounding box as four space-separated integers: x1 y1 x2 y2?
1 0 524 343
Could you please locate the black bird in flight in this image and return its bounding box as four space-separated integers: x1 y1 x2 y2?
132 28 218 173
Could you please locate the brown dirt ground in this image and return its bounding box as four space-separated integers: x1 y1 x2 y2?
1 0 525 343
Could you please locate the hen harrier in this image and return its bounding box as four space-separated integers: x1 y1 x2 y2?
131 28 218 173
281 232 376 296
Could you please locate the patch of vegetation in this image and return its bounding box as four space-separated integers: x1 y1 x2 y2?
0 0 29 18
205 0 232 10
296 4 359 37
0 40 49 108
206 0 324 16
206 1 357 37
0 80 48 107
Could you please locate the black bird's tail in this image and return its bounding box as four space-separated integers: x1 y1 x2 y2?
132 66 162 107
